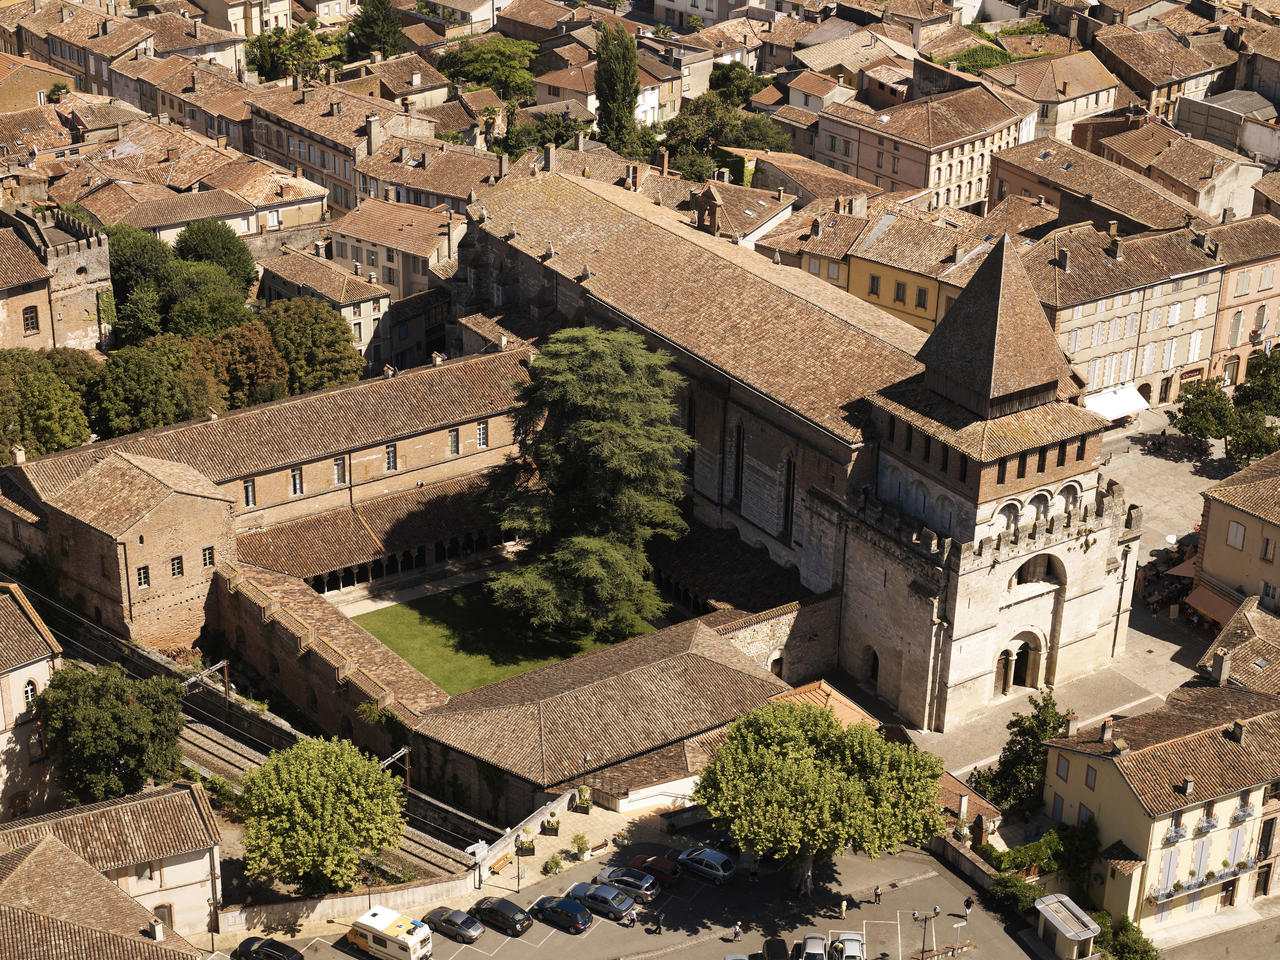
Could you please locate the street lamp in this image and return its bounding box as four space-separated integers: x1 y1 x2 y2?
911 906 940 960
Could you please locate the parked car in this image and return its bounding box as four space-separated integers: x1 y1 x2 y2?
763 937 789 960
472 897 533 937
677 846 736 884
567 881 636 921
802 934 828 960
596 866 661 902
425 907 484 943
530 895 593 934
628 854 682 885
232 939 303 960
830 932 865 960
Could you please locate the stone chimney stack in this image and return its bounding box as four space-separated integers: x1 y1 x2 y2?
10 445 24 464
1100 717 1114 742
149 919 164 941
957 792 969 822
1065 714 1079 736
543 142 556 173
1183 775 1195 796
498 152 509 179
365 113 383 154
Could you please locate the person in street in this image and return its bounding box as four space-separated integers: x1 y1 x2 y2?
964 896 974 918
874 885 882 905
623 907 637 928
655 912 663 935
733 922 742 942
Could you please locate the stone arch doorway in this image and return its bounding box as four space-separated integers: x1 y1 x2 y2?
1138 382 1153 404
769 649 784 677
994 650 1012 696
1013 641 1032 687
994 631 1044 696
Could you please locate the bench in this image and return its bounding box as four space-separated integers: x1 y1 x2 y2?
489 852 513 874
587 840 609 859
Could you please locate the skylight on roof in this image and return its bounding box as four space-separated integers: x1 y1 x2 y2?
1254 657 1271 669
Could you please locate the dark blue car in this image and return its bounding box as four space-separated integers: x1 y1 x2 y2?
531 895 593 934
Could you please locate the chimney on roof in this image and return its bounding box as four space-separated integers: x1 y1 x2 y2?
1211 647 1232 685
292 74 300 92
1062 79 1071 97
811 217 822 238
384 185 393 201
1065 714 1079 737
312 239 323 257
947 60 958 72
368 271 376 283
100 19 111 36
215 134 226 148
10 445 24 465
148 919 164 942
1114 738 1131 756
1107 220 1118 237
432 351 446 365
957 791 969 821
1245 2 1256 17
544 142 556 173
1069 13 1079 39
366 113 383 154
658 146 669 177
411 71 421 86
301 87 313 104
1213 4 1225 20
1229 719 1247 743
1222 206 1235 224
1109 236 1124 261
1036 194 1045 206
498 152 509 179
1183 775 1196 796
193 18 199 38
353 260 360 274
167 146 180 163
373 51 383 64
383 364 395 378
114 121 122 140
1100 717 1114 742
778 186 785 201
332 100 343 116
60 6 71 22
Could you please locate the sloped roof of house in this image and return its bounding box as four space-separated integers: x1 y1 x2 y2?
331 197 456 260
259 249 388 305
0 227 50 289
0 584 59 673
823 84 1031 149
1200 596 1280 694
1204 448 1280 526
982 50 1117 103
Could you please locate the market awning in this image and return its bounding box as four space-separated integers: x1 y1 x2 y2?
1185 585 1241 625
1084 384 1149 421
1166 558 1197 578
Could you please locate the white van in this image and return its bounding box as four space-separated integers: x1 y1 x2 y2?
345 905 432 959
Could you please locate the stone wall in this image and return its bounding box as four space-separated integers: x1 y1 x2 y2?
719 593 841 684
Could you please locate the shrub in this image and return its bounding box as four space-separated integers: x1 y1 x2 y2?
571 833 590 857
544 853 563 875
989 874 1041 915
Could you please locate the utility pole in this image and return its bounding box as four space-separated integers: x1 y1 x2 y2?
911 905 940 960
182 660 230 699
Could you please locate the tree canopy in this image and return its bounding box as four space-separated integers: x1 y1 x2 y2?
259 297 364 395
663 92 791 182
436 37 537 102
212 318 290 409
106 224 173 304
1168 374 1280 469
174 219 257 295
709 61 773 107
348 0 405 61
247 25 340 82
694 701 945 880
595 24 640 154
0 351 90 462
967 691 1071 811
88 335 224 438
34 664 184 804
241 737 405 893
486 327 693 640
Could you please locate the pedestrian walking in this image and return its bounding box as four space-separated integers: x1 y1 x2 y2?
623 907 637 928
840 898 847 919
964 896 974 918
655 913 663 935
874 885 882 905
733 922 742 942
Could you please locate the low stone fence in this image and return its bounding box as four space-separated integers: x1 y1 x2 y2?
477 790 576 873
930 834 999 891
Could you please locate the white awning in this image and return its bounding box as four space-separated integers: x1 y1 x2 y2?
1083 384 1149 421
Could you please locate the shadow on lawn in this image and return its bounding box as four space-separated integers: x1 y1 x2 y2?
400 583 595 666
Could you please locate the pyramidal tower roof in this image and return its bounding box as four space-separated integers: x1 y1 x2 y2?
916 235 1072 417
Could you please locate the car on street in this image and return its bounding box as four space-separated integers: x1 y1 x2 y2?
763 938 789 960
472 897 533 937
628 854 682 885
232 939 304 960
830 932 865 959
567 882 636 921
530 895 593 934
677 846 736 884
801 934 828 960
596 866 661 902
425 907 484 943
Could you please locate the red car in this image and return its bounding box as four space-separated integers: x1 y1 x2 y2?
628 854 682 885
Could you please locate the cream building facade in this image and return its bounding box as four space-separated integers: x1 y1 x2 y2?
0 584 61 820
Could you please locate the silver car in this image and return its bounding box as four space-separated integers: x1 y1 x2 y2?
677 846 736 884
801 935 827 960
830 932 865 960
596 866 661 902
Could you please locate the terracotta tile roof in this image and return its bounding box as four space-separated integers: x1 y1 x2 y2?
0 784 219 873
994 33 1079 57
36 5 152 59
1202 214 1280 266
151 61 253 122
750 83 784 108
770 103 821 129
364 53 447 92
0 103 70 156
1020 221 1220 309
682 14 817 54
1100 839 1145 875
112 186 255 230
12 350 533 496
0 50 69 84
1048 684 1280 815
1100 126 1243 194
0 585 58 674
199 157 328 206
145 11 240 53
247 84 409 150
236 473 489 579
415 618 790 784
1093 24 1230 89
1200 596 1280 694
331 197 457 260
982 51 1117 103
512 98 596 125
260 249 388 305
226 563 447 715
789 70 839 98
0 227 49 289
0 835 198 958
758 208 869 259
1205 448 1280 526
823 84 1028 150
358 136 503 202
992 137 1203 231
848 204 993 284
637 179 795 240
403 22 445 49
772 679 878 728
919 23 996 60
1256 171 1280 205
723 147 881 200
77 118 240 190
793 28 916 73
883 0 953 17
474 173 925 444
496 0 571 30
0 0 35 33
938 772 1001 826
917 235 1073 401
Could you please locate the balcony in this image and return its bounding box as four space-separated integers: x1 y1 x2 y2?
1163 824 1188 845
1231 804 1256 824
1147 859 1257 902
1194 814 1220 834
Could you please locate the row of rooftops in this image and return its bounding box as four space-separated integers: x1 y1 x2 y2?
17 2 241 59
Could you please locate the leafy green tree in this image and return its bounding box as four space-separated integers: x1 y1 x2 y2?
501 111 593 159
348 0 405 61
1167 377 1236 442
710 61 772 107
43 347 100 399
250 25 339 82
1226 405 1279 470
212 318 290 409
247 28 286 80
106 224 173 303
653 23 674 39
115 282 164 346
0 352 90 461
486 327 694 639
34 664 184 804
1091 913 1160 960
174 219 257 295
663 92 790 181
88 335 225 438
158 261 252 339
687 14 703 30
1233 348 1280 416
694 701 945 883
241 737 405 893
967 691 1071 811
259 297 364 395
436 37 538 102
595 24 640 154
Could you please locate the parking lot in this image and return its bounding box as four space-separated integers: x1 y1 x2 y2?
281 840 1035 960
